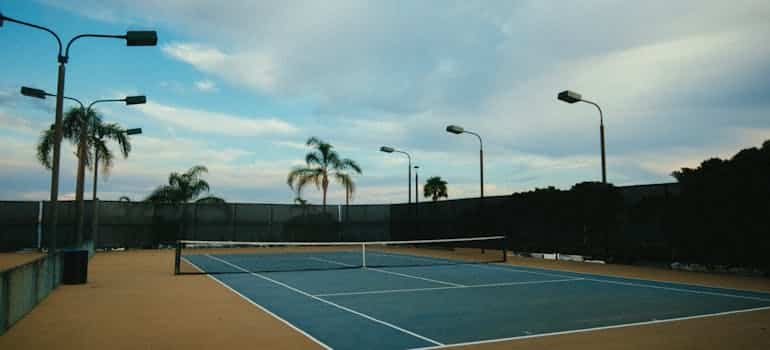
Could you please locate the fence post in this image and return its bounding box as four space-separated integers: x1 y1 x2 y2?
37 201 43 250
174 241 181 275
1 270 9 335
269 205 274 242
92 199 100 249
231 203 237 241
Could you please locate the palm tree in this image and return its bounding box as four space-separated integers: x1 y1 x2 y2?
145 165 223 203
423 176 448 201
293 196 308 205
287 137 362 206
195 196 226 204
36 106 132 181
37 107 133 243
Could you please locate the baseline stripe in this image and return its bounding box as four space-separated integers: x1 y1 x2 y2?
410 305 770 350
477 264 770 303
206 254 444 347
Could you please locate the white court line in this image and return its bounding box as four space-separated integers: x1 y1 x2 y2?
409 305 770 350
180 257 333 350
315 278 582 297
475 264 770 303
309 256 465 287
369 268 465 287
206 254 444 347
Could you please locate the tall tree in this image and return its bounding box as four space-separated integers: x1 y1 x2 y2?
36 106 132 177
287 137 362 206
423 176 448 201
37 107 133 243
145 165 223 203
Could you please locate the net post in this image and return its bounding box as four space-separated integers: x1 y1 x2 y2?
362 242 366 268
502 235 508 262
174 240 181 275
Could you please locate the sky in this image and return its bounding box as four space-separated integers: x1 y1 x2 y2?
1 1 769 204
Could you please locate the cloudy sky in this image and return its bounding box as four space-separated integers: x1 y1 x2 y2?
1 1 769 204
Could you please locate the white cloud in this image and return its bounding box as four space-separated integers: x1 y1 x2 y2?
135 102 298 136
272 140 308 150
162 42 278 92
9 1 770 204
194 79 217 92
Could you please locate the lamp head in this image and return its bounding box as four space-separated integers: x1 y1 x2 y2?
124 95 146 105
125 128 142 135
125 31 158 46
20 86 48 99
380 146 394 153
446 125 464 134
0 12 4 27
558 90 582 104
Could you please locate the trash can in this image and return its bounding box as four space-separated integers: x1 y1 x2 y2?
61 249 88 284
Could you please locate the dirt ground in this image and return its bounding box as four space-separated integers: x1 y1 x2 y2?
0 252 44 271
1 249 769 349
0 249 320 350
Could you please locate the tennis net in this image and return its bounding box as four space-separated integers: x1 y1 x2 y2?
174 236 507 274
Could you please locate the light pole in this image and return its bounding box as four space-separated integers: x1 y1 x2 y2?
87 96 146 202
93 125 143 201
380 146 412 204
91 126 142 247
446 125 484 198
21 86 146 245
2 11 157 253
558 90 606 184
21 86 84 110
414 166 419 204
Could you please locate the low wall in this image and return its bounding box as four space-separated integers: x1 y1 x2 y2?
0 253 62 335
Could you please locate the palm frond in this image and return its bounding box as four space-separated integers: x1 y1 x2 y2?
145 185 178 203
305 151 322 166
334 173 355 201
288 167 322 192
36 126 56 169
336 158 362 174
98 122 131 157
188 179 211 199
306 137 323 148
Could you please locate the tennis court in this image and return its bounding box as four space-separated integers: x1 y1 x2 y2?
178 237 770 350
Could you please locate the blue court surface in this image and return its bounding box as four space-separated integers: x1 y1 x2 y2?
183 253 770 350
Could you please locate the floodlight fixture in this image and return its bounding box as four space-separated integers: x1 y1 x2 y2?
125 31 158 46
21 86 48 99
558 90 582 104
446 125 464 134
124 95 146 105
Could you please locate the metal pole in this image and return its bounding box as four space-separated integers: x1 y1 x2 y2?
75 113 88 245
407 159 412 204
415 169 419 204
91 130 100 247
583 100 606 184
92 126 99 201
480 148 484 198
600 120 606 184
466 131 484 198
48 62 66 255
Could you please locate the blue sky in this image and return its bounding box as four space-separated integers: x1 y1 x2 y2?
1 1 769 204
